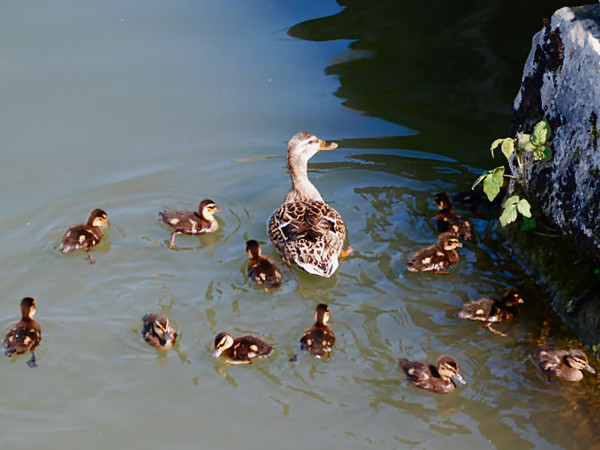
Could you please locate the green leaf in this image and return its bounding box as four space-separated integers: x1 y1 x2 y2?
499 203 518 226
482 166 505 201
595 268 600 275
472 172 488 190
502 195 520 208
490 138 504 158
518 133 536 153
535 144 553 162
501 139 515 160
517 199 532 217
532 119 551 146
521 217 537 231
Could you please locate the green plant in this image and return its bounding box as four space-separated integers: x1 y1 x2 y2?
472 119 553 226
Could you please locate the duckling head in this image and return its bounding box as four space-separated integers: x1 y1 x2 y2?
437 355 466 385
210 331 234 358
152 316 173 346
88 209 109 228
501 288 524 307
198 199 218 220
434 192 452 211
315 303 330 325
246 240 262 259
566 350 596 374
20 297 37 320
438 232 462 251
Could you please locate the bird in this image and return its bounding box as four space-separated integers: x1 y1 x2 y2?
141 314 178 350
458 288 524 336
210 331 273 364
245 240 282 289
59 208 109 264
3 297 42 368
290 303 335 362
268 132 349 278
533 346 596 382
159 199 219 248
434 192 474 240
399 355 466 394
406 232 463 273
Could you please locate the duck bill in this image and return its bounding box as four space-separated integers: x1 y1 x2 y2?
318 139 338 152
453 373 466 385
210 349 222 358
585 363 596 374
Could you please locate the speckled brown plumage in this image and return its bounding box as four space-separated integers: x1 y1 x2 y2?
435 192 474 240
4 297 41 368
406 232 462 272
142 314 178 350
159 199 219 248
246 240 282 289
59 208 108 264
210 332 273 364
458 288 524 336
399 355 466 394
533 346 596 382
290 303 335 362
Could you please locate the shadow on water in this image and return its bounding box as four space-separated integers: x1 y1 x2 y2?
289 0 590 167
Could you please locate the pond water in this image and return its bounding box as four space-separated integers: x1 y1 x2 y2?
1 1 597 449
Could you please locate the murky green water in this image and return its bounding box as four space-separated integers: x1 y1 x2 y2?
1 1 597 449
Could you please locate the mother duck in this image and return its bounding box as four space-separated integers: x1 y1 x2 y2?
268 132 347 278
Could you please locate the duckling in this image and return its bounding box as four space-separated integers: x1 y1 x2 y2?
290 303 335 362
141 314 178 350
406 232 462 273
458 288 524 337
399 355 466 394
533 346 596 382
159 199 219 248
59 208 109 264
268 132 349 278
3 297 41 368
435 192 474 240
245 240 282 289
210 331 273 364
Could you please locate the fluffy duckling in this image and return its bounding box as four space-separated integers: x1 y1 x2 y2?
59 208 109 264
533 346 596 382
406 232 462 273
290 303 335 362
435 192 474 240
399 355 466 394
268 132 348 278
3 297 41 368
159 199 219 248
142 314 178 350
210 331 273 364
458 288 524 337
246 240 282 289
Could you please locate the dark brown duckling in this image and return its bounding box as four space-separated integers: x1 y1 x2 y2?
533 346 596 382
290 303 335 362
209 331 273 364
399 355 466 394
246 240 282 289
59 208 109 264
458 288 524 337
435 192 474 240
142 314 178 350
406 232 463 273
4 297 41 368
159 199 219 248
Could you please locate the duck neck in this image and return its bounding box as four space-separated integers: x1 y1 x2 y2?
286 155 324 203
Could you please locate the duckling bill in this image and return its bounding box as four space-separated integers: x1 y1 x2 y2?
406 232 462 273
399 355 466 394
290 303 335 362
142 314 178 350
245 240 282 289
210 331 273 364
159 199 219 248
4 297 41 368
533 346 596 382
60 208 109 264
458 288 524 337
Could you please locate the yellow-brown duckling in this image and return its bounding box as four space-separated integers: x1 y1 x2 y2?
159 199 219 248
246 240 282 289
142 314 178 350
533 346 596 382
290 303 335 362
435 192 474 240
59 208 109 264
4 297 41 368
458 288 524 337
210 331 273 364
406 232 462 273
399 355 466 394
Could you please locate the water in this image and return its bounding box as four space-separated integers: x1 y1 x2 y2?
1 1 597 449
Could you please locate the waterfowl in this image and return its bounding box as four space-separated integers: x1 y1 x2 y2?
406 232 462 273
142 314 178 350
59 208 109 264
435 192 474 240
245 240 282 289
268 132 348 278
159 199 219 248
3 297 41 368
458 288 524 336
210 331 273 364
533 346 596 382
290 303 335 362
399 355 466 394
